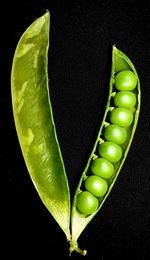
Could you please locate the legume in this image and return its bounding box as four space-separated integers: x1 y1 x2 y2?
70 45 140 255
11 10 71 241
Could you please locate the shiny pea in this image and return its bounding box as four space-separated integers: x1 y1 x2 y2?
90 158 114 179
114 91 136 108
114 70 137 91
84 175 108 197
98 141 122 162
103 124 127 144
76 191 99 215
109 107 133 127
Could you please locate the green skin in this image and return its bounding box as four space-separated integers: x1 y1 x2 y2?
90 158 114 179
77 191 99 215
114 70 137 91
103 124 127 144
84 175 108 198
114 91 136 108
109 107 133 127
98 141 122 163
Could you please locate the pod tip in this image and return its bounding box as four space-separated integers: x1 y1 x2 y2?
69 240 87 256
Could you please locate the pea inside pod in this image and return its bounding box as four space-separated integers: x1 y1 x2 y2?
70 45 140 255
11 10 71 241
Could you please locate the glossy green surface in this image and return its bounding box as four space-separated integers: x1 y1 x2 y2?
90 158 114 179
114 70 137 90
84 175 108 198
11 10 70 240
98 141 122 162
109 107 133 127
76 191 99 215
103 124 127 144
114 91 136 108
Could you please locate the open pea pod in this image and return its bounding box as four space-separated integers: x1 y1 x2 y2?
70 45 141 255
11 10 71 240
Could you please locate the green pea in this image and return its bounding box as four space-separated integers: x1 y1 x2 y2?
114 70 137 91
103 124 127 144
114 91 136 108
90 158 114 179
76 191 99 215
98 141 122 162
84 175 108 198
109 108 133 127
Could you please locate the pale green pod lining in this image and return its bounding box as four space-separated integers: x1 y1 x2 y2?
11 10 71 241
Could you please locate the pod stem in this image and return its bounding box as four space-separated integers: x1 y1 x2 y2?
69 240 87 256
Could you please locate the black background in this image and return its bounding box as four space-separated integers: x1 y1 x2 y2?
2 0 150 259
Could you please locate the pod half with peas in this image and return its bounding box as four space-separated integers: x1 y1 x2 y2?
70 45 141 255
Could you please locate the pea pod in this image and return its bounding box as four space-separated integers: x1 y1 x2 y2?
11 10 71 241
70 45 141 255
